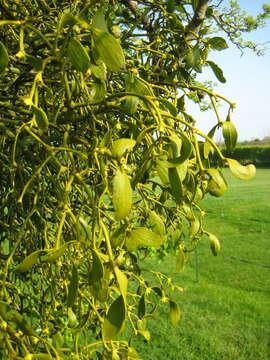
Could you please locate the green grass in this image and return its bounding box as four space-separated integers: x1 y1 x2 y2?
133 168 270 360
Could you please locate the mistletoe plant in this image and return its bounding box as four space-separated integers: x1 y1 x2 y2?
0 1 267 359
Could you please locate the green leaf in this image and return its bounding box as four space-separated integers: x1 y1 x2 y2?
138 294 146 319
114 266 128 300
227 158 256 180
40 242 73 263
203 125 217 158
169 300 181 327
207 60 226 83
176 246 186 272
90 61 107 80
89 80 107 103
14 249 45 273
123 95 140 115
156 159 170 186
125 227 164 251
0 41 9 73
67 307 78 327
222 121 238 153
59 11 77 28
207 232 221 256
92 28 125 72
207 169 228 197
102 295 126 340
137 329 151 342
148 210 166 236
67 266 78 307
168 132 192 165
89 249 104 284
112 168 132 220
168 135 182 159
158 98 178 116
78 217 92 242
32 105 49 132
169 167 183 204
208 36 229 51
92 8 108 32
185 44 202 72
189 217 201 238
111 138 136 160
67 38 90 73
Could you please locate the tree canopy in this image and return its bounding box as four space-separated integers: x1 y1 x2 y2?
0 1 267 359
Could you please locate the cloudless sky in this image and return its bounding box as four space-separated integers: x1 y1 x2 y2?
187 0 270 141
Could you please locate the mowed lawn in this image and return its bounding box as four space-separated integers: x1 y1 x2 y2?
134 168 270 360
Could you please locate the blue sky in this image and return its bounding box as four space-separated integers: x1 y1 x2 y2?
188 0 270 141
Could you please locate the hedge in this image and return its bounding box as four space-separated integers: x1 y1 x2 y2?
221 146 270 167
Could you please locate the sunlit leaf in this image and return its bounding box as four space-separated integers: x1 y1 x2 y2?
112 168 132 220
208 36 228 51
125 227 164 251
227 158 256 180
148 210 166 236
92 28 125 72
207 169 228 197
111 138 136 160
222 121 238 153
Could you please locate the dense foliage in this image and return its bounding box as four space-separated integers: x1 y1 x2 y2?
0 1 267 359
222 145 270 166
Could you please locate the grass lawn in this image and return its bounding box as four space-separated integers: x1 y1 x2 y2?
133 168 270 360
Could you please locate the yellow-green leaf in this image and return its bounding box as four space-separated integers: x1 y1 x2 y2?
0 41 9 73
112 168 132 220
14 250 46 273
125 227 164 251
189 217 201 238
114 266 128 300
169 300 181 327
207 169 228 197
90 60 107 80
67 38 90 73
207 232 221 256
222 121 238 153
156 159 170 186
89 80 107 103
227 158 256 180
102 295 126 340
111 138 136 160
168 132 192 165
92 28 125 72
176 246 186 272
137 329 151 342
169 167 183 204
148 210 166 236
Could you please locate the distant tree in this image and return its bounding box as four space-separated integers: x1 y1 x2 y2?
0 1 267 359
